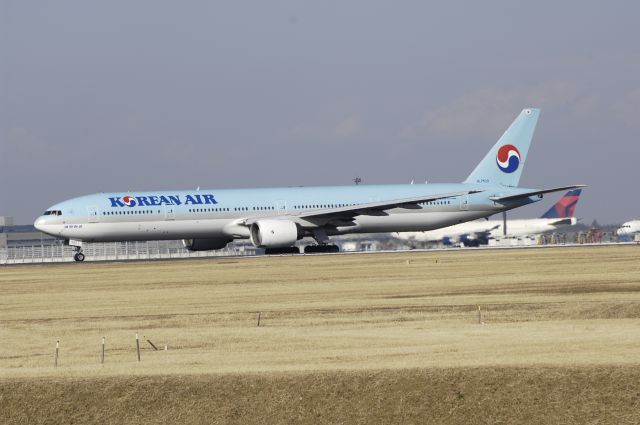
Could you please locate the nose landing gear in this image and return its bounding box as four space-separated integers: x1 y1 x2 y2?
67 240 86 262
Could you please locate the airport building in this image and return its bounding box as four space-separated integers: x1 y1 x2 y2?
0 216 58 249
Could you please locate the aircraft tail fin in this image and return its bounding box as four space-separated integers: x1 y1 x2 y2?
464 108 540 187
540 189 582 218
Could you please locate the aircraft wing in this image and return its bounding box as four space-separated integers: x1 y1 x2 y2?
294 190 482 221
549 218 576 226
489 185 586 202
241 190 482 227
463 223 501 238
486 223 502 232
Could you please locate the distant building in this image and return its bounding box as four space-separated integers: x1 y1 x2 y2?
0 216 59 249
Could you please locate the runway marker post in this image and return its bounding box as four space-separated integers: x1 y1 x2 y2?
257 312 261 327
136 332 141 362
54 340 59 368
101 337 105 364
145 336 158 351
478 305 482 324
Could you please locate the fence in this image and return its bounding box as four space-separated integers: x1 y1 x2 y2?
0 240 256 264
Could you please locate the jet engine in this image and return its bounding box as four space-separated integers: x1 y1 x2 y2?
250 219 300 248
182 237 232 251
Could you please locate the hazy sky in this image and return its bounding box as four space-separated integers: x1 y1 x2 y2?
2 1 639 224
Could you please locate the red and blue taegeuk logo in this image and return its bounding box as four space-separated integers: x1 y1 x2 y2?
496 144 521 173
121 195 137 207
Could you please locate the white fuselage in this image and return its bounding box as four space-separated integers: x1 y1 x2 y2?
616 220 640 237
393 217 578 243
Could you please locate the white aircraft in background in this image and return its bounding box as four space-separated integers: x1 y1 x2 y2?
616 220 640 238
393 189 582 247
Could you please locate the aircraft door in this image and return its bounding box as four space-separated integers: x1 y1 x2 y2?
275 200 288 215
87 206 100 223
459 195 469 211
164 205 176 220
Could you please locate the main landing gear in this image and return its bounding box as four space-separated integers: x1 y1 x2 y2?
264 247 301 255
262 244 340 255
303 229 340 254
303 244 339 254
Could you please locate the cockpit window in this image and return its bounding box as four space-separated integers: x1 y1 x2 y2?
44 210 62 216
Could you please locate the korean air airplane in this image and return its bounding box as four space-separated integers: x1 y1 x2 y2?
392 189 583 246
35 108 584 261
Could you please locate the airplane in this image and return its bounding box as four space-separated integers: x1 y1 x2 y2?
616 220 640 239
392 189 583 246
34 108 585 261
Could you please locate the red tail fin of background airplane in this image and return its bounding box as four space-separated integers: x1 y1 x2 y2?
540 189 582 218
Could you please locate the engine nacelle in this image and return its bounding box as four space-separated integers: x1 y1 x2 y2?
250 219 300 248
182 237 232 251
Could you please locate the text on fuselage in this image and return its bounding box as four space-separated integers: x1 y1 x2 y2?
109 194 218 208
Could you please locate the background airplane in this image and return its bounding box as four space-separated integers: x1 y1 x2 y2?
616 220 640 239
34 109 584 261
392 189 582 247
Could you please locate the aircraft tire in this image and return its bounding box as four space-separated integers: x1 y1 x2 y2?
74 252 85 262
304 244 340 254
264 247 300 255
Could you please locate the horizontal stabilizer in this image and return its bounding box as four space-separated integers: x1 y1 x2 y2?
489 185 587 202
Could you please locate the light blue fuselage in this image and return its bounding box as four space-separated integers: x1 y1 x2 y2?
34 183 537 243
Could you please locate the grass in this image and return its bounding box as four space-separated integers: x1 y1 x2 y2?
3 367 640 425
1 245 640 423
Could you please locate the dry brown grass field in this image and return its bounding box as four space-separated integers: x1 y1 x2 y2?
1 245 640 424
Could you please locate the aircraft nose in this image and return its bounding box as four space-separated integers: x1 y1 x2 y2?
34 216 58 236
34 216 46 232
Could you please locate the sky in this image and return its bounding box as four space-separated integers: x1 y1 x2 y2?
1 1 639 224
